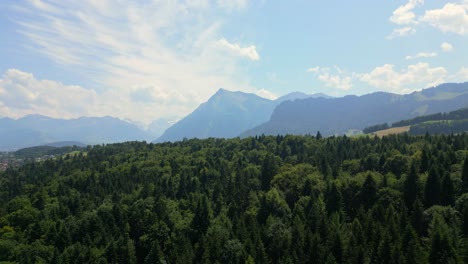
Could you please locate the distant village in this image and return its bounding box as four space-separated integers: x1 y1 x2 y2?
0 152 21 171
0 152 56 171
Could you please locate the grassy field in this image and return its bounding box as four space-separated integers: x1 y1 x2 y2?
372 126 410 137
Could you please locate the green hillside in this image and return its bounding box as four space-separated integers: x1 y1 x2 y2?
1 135 468 263
364 108 468 136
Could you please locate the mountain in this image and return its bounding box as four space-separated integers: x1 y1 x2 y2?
147 118 177 139
155 89 330 142
0 115 155 151
276 92 332 102
241 82 468 137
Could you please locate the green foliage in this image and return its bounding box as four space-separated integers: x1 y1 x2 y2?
410 119 468 135
393 107 468 127
363 122 389 134
0 134 467 263
425 166 442 207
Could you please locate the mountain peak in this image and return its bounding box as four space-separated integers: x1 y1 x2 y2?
276 91 332 103
21 114 53 120
214 88 230 95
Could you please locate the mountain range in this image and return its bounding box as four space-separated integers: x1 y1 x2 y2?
155 89 329 142
0 115 156 151
1 82 467 150
241 82 468 137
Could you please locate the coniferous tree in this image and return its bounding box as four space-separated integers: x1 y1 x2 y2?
424 166 441 208
191 196 211 242
325 183 343 215
261 154 279 191
144 241 166 264
428 214 460 264
420 148 431 173
462 156 468 193
404 163 420 210
361 174 377 210
411 199 425 236
463 202 468 238
316 131 322 140
402 225 425 264
440 174 454 206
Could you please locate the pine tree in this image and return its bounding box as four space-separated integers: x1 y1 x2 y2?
261 154 279 191
411 199 425 236
420 148 431 173
402 225 425 264
316 131 322 140
361 174 377 210
144 241 166 264
440 174 454 206
325 183 343 215
191 196 211 243
404 163 420 210
428 214 460 264
424 166 441 208
462 156 468 193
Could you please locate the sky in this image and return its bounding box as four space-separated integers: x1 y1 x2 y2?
0 0 467 126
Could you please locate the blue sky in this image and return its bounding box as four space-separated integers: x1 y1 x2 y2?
0 0 467 125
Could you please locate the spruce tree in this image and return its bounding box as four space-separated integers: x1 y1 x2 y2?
462 156 468 193
361 174 377 210
440 174 454 206
404 163 420 210
428 214 460 264
424 166 441 207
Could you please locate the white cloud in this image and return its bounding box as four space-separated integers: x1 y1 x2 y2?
405 52 437 60
390 0 424 25
10 1 260 124
217 38 260 61
451 67 468 81
307 66 353 90
0 69 202 125
0 69 97 119
441 42 454 52
387 26 416 39
309 62 467 94
255 89 277 100
318 73 352 90
420 2 468 35
217 0 248 11
359 63 448 93
307 67 320 73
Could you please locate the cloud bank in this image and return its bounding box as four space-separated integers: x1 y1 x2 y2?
6 0 264 124
388 0 468 38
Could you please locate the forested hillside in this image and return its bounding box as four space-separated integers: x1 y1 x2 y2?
1 134 468 263
364 108 468 136
242 82 468 137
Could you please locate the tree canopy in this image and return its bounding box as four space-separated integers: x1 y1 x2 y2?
0 133 467 263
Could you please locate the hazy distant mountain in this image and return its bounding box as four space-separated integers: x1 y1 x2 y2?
147 118 177 139
155 89 329 142
44 141 87 148
0 115 155 151
276 92 332 102
241 82 468 137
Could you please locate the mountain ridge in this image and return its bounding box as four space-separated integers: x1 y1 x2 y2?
155 89 331 142
241 82 468 137
0 115 158 151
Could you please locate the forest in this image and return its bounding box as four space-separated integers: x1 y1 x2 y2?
0 133 468 263
363 108 468 135
409 120 468 136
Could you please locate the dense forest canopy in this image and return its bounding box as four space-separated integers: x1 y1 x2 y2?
1 134 468 263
